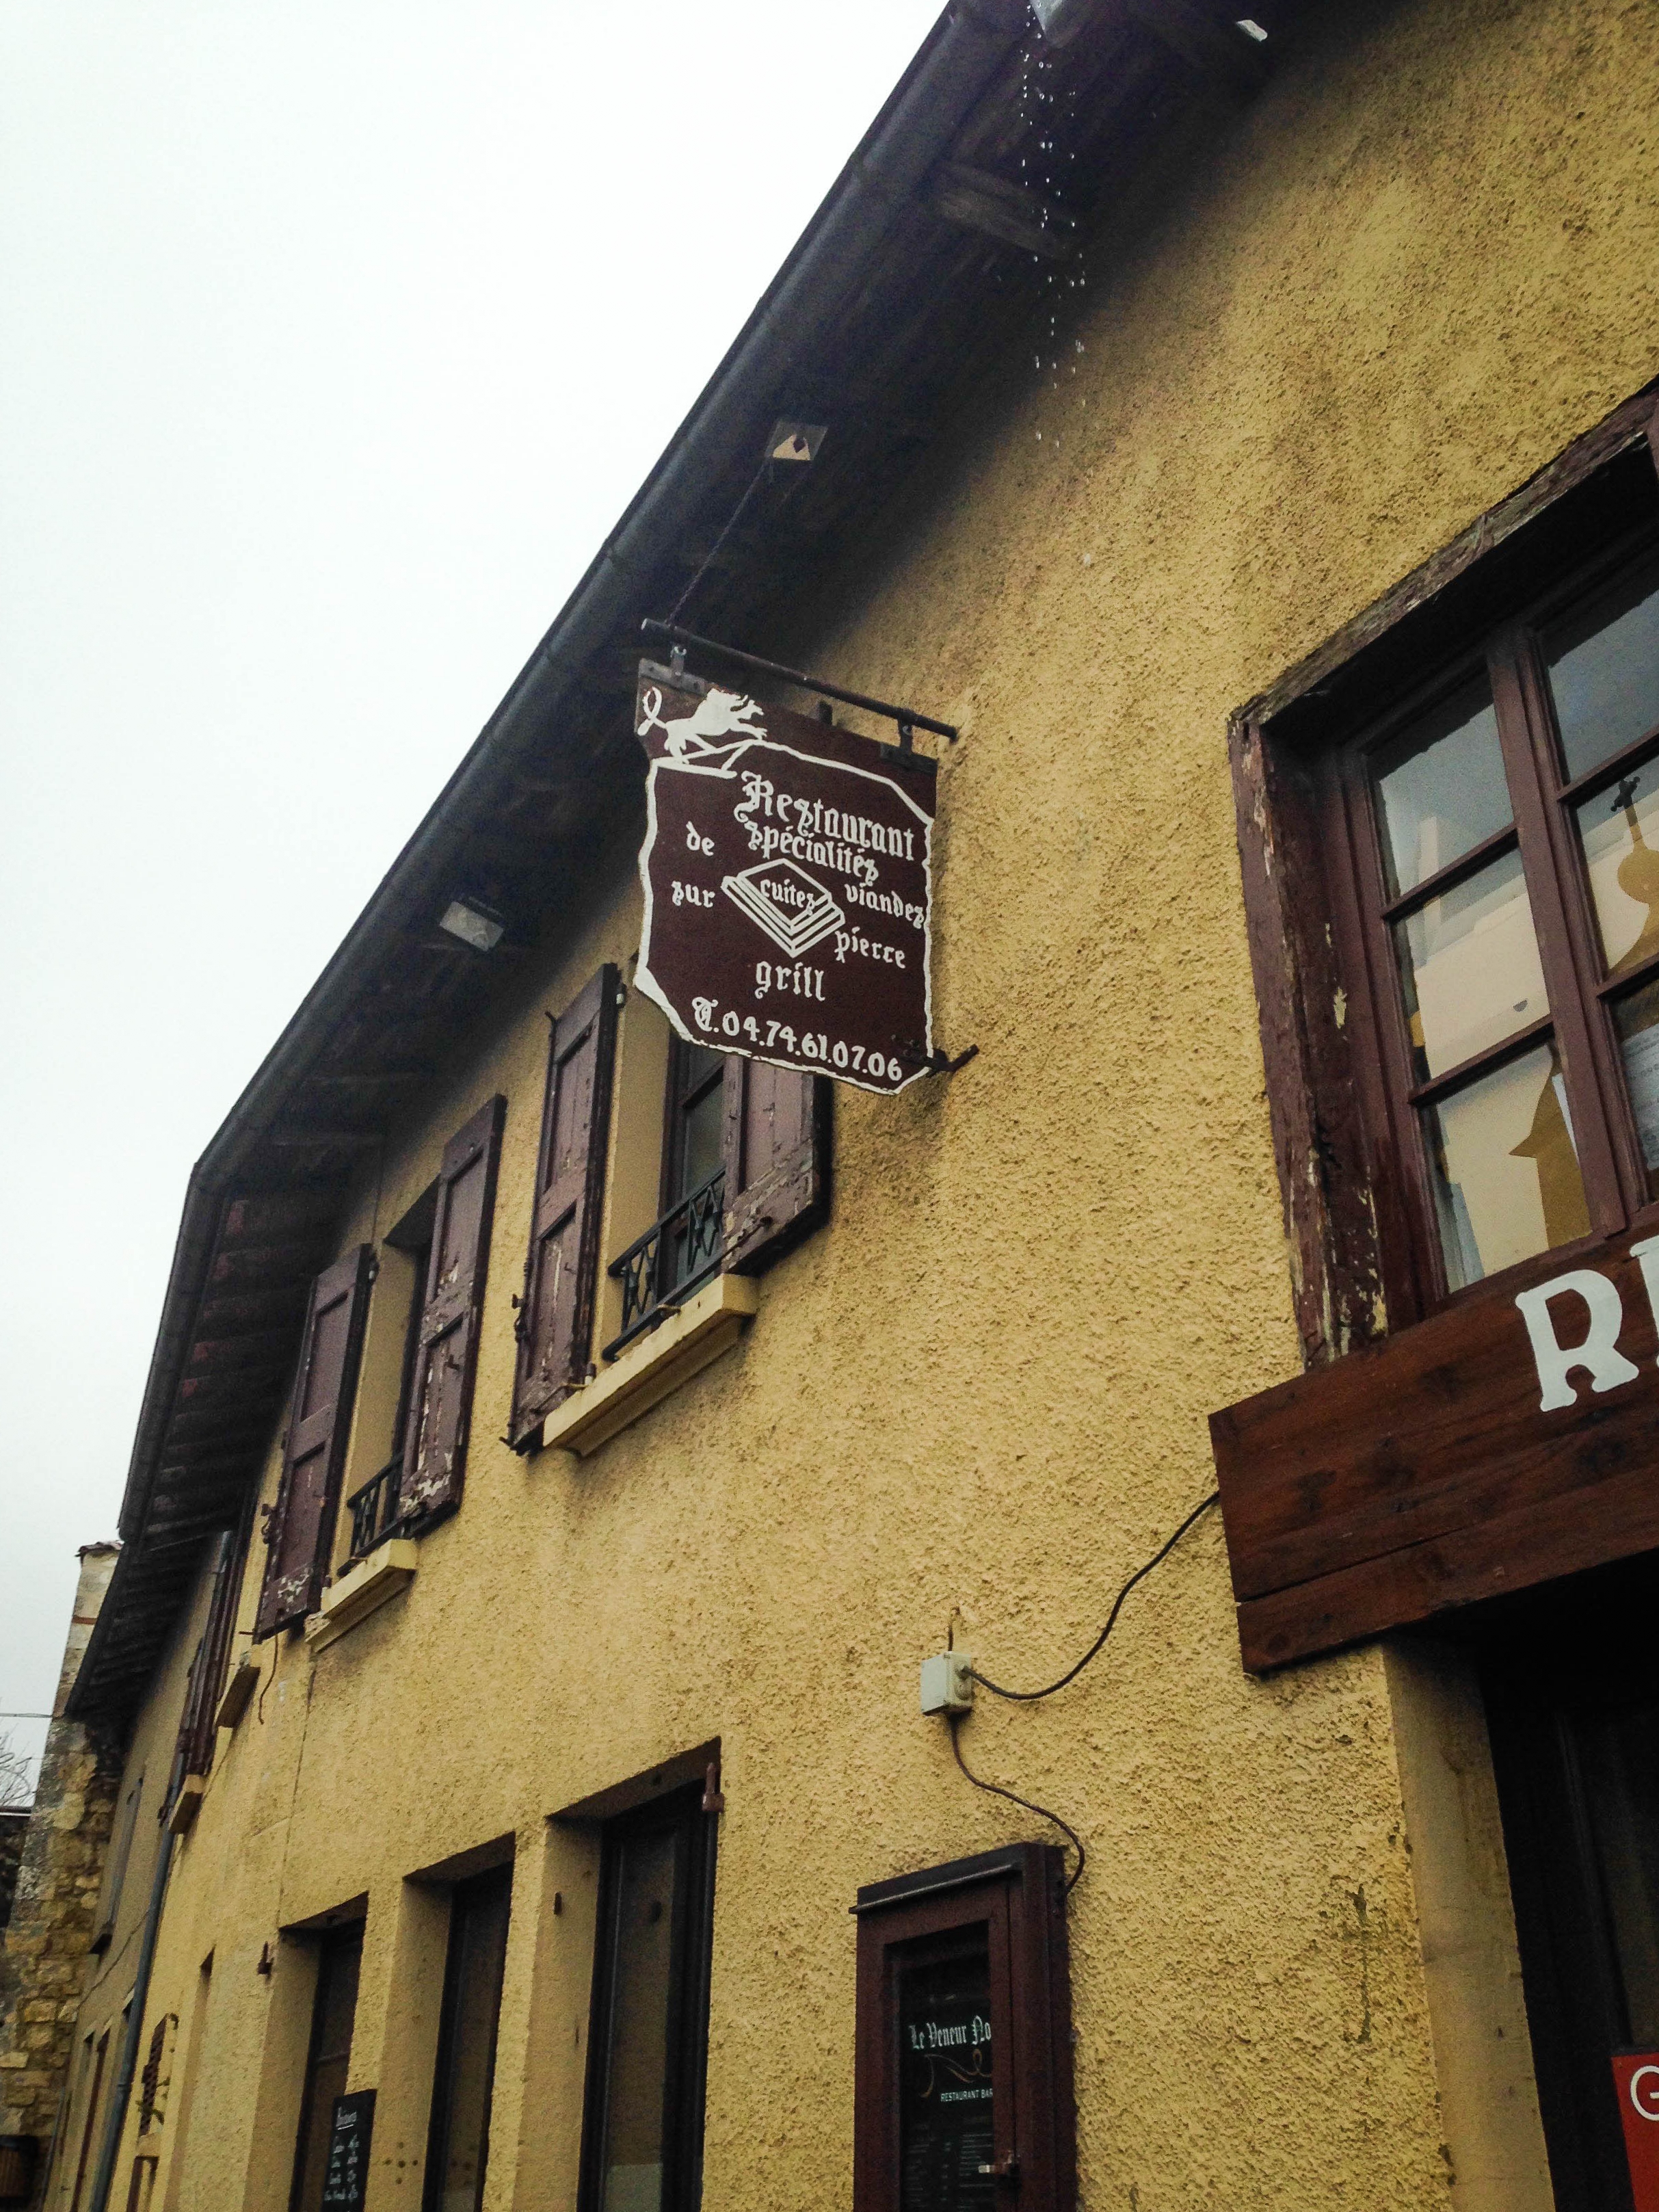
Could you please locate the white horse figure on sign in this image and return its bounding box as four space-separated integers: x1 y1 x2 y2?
639 684 766 772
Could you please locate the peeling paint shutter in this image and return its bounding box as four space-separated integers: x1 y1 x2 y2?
179 1525 242 1775
508 967 619 1446
399 1095 506 1523
721 1062 830 1275
254 1248 372 1637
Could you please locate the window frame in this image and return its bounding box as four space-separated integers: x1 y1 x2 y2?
289 1917 364 2212
423 1862 514 2212
660 1036 726 1218
1230 384 1659 1365
1322 518 1659 1317
852 1843 1074 2212
576 1782 718 2212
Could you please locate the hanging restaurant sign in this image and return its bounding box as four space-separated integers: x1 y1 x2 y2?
633 661 935 1094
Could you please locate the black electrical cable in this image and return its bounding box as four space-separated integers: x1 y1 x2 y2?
970 1490 1220 1704
948 1713 1087 1895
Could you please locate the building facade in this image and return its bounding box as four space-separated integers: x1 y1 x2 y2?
28 2 1659 2209
0 1546 121 2207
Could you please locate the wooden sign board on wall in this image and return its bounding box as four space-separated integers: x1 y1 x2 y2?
1210 1226 1659 1670
634 663 935 1095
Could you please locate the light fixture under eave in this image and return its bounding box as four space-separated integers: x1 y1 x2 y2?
767 419 826 465
438 896 506 953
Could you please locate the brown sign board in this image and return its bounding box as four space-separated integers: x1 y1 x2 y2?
1210 1226 1659 1671
634 663 935 1094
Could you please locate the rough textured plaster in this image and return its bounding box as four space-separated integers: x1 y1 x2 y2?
88 1 1659 2208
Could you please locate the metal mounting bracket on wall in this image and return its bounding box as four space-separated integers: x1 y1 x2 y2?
639 620 957 750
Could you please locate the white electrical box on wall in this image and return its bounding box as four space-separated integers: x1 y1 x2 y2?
919 1650 974 1715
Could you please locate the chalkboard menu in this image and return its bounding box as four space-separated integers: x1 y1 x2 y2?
898 1945 996 2212
320 2089 375 2211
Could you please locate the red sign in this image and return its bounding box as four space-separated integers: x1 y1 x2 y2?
634 663 935 1094
1613 2053 1659 2210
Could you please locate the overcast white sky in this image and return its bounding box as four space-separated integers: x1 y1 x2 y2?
0 0 944 1791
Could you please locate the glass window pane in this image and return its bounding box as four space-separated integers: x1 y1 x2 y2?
1547 551 1659 784
1571 1694 1659 2048
1373 676 1511 899
1393 847 1548 1082
1422 1044 1589 1289
1612 977 1659 1201
599 1827 680 2212
429 1871 512 2212
1573 759 1659 977
898 1936 995 2212
679 1084 724 1199
293 1926 362 2212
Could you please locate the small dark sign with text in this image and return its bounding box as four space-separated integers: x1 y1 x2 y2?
1614 2053 1659 2212
634 664 935 1094
898 1951 995 2212
320 2088 374 2211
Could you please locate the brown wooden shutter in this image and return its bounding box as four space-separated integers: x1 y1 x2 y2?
399 1094 506 1523
508 967 619 1446
179 1523 243 1776
254 1246 373 1638
720 1060 830 1274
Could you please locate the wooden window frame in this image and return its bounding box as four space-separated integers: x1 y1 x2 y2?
853 1843 1074 2212
289 1917 364 2212
68 2031 110 2212
422 1862 514 2212
90 1773 145 1956
1232 384 1659 1366
576 1782 718 2212
660 1036 726 1217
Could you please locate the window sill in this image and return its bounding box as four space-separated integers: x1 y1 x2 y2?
304 1538 419 1654
542 1271 758 1458
214 1657 260 1733
166 1775 205 1836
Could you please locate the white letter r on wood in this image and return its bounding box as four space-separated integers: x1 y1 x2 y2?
1514 1269 1639 1412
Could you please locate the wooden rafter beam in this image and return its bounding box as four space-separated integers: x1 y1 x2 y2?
931 162 1076 260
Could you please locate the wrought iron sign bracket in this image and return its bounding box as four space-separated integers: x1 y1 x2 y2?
639 620 957 761
899 1042 980 1080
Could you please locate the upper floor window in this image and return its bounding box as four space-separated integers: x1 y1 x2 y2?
1333 538 1659 1304
507 964 829 1448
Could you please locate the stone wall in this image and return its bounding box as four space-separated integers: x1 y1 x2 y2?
0 1813 27 1932
0 1546 121 2202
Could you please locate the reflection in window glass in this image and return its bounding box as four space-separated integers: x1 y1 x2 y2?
583 1787 715 2212
1574 1694 1659 2049
1547 552 1659 785
425 1867 512 2212
597 1827 678 2212
1392 847 1548 1081
1613 979 1659 1200
897 1938 996 2212
1574 761 1659 978
1373 678 1510 899
1422 1044 1589 1289
292 1923 363 2212
673 1046 726 1202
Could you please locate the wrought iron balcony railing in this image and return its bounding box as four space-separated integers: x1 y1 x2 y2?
604 1168 726 1360
344 1458 403 1564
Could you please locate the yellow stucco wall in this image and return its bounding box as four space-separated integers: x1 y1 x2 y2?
72 1 1659 2207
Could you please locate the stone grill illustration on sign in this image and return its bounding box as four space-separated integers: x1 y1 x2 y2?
633 664 935 1094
